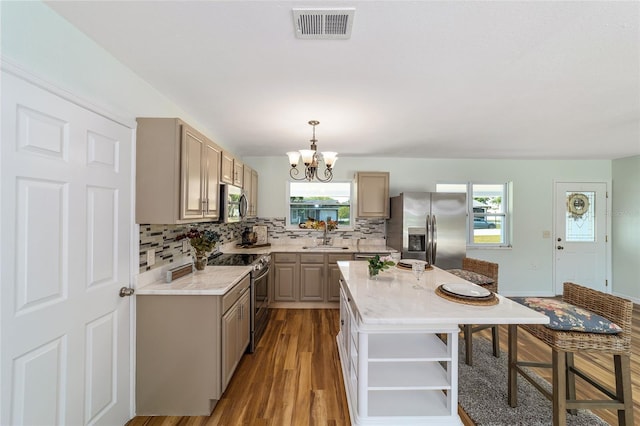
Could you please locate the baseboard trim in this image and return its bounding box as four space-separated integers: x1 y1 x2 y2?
270 302 339 309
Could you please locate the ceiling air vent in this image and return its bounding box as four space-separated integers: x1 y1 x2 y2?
293 8 355 40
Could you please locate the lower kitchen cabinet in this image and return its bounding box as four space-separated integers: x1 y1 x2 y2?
222 287 250 389
136 274 251 416
328 253 352 302
300 253 325 301
273 252 353 303
273 253 298 301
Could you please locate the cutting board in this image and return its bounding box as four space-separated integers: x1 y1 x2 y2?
253 225 268 245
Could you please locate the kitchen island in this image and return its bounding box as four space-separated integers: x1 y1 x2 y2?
337 261 549 426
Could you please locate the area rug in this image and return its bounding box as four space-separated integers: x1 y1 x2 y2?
457 337 608 426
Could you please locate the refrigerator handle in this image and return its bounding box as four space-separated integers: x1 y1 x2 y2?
425 214 432 265
431 214 437 265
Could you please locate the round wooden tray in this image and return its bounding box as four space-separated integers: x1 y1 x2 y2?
435 285 499 306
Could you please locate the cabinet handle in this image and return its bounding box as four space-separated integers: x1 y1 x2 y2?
341 319 344 326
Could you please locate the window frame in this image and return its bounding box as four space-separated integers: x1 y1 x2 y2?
436 181 512 248
285 180 355 231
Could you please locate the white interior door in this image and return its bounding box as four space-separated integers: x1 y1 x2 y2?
554 182 608 294
1 71 133 425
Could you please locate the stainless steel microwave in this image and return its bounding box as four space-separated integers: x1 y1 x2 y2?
221 184 247 223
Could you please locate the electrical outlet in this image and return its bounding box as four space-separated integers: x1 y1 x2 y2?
182 240 189 253
147 248 155 266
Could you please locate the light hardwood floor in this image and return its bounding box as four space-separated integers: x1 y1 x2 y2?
128 306 640 426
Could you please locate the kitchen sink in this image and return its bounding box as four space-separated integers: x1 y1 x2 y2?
302 246 350 250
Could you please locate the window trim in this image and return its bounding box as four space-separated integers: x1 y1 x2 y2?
285 180 355 231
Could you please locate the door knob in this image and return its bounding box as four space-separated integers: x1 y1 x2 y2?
119 287 135 297
557 245 564 250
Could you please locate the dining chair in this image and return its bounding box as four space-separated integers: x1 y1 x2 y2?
508 282 634 426
447 257 500 366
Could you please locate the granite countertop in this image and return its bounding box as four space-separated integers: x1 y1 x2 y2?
223 242 396 255
136 265 252 296
338 261 549 327
136 240 397 297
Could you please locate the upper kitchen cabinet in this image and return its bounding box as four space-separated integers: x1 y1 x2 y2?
233 160 244 187
136 118 221 224
250 169 258 217
355 171 390 218
221 152 243 187
243 165 259 218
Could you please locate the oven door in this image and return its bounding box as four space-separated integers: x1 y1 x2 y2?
250 264 270 352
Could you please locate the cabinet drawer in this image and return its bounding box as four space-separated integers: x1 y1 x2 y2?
328 253 353 264
222 274 250 313
299 253 325 263
273 252 297 263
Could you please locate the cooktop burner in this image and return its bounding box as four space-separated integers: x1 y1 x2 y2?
207 252 260 266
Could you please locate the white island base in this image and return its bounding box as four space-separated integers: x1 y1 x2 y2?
337 289 462 425
335 261 549 425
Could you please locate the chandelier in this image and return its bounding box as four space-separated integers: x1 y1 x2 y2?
286 120 338 182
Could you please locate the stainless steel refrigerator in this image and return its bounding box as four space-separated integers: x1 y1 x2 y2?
386 192 467 269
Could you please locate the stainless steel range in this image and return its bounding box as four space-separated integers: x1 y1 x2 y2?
208 252 270 353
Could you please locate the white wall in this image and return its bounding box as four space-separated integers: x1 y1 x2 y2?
0 1 229 150
2 1 630 300
246 155 612 297
612 155 640 302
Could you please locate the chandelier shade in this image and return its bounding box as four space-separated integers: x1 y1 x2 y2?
286 120 337 182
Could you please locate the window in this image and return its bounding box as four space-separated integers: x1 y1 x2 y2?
287 181 353 228
437 182 511 247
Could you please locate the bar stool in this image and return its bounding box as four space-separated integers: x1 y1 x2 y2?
447 257 499 366
508 282 634 426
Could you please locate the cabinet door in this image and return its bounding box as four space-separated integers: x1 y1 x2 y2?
221 303 241 391
327 254 352 302
327 264 343 302
203 141 221 219
221 152 234 184
180 125 206 219
242 166 254 218
274 263 297 301
250 169 258 216
243 165 252 191
238 290 251 357
233 160 244 187
300 263 324 301
356 171 390 218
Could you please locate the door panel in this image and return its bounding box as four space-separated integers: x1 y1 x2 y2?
181 127 205 219
1 71 133 426
554 182 608 293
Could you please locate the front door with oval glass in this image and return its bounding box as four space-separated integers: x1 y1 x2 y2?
554 182 608 294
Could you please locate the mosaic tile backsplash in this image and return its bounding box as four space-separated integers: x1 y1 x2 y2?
138 217 386 273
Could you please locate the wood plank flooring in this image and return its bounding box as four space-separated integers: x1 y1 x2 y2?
129 305 640 426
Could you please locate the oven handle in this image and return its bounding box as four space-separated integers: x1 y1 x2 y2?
253 264 270 281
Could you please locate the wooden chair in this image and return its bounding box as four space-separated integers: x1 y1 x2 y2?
508 282 634 426
451 257 500 366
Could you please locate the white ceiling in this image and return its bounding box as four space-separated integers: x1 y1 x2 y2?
46 0 640 160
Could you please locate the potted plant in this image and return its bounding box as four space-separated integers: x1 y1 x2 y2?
367 254 395 278
176 228 221 270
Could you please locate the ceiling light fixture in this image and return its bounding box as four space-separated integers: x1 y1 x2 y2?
287 120 337 182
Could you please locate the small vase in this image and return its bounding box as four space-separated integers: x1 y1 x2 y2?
193 252 208 271
368 266 379 279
